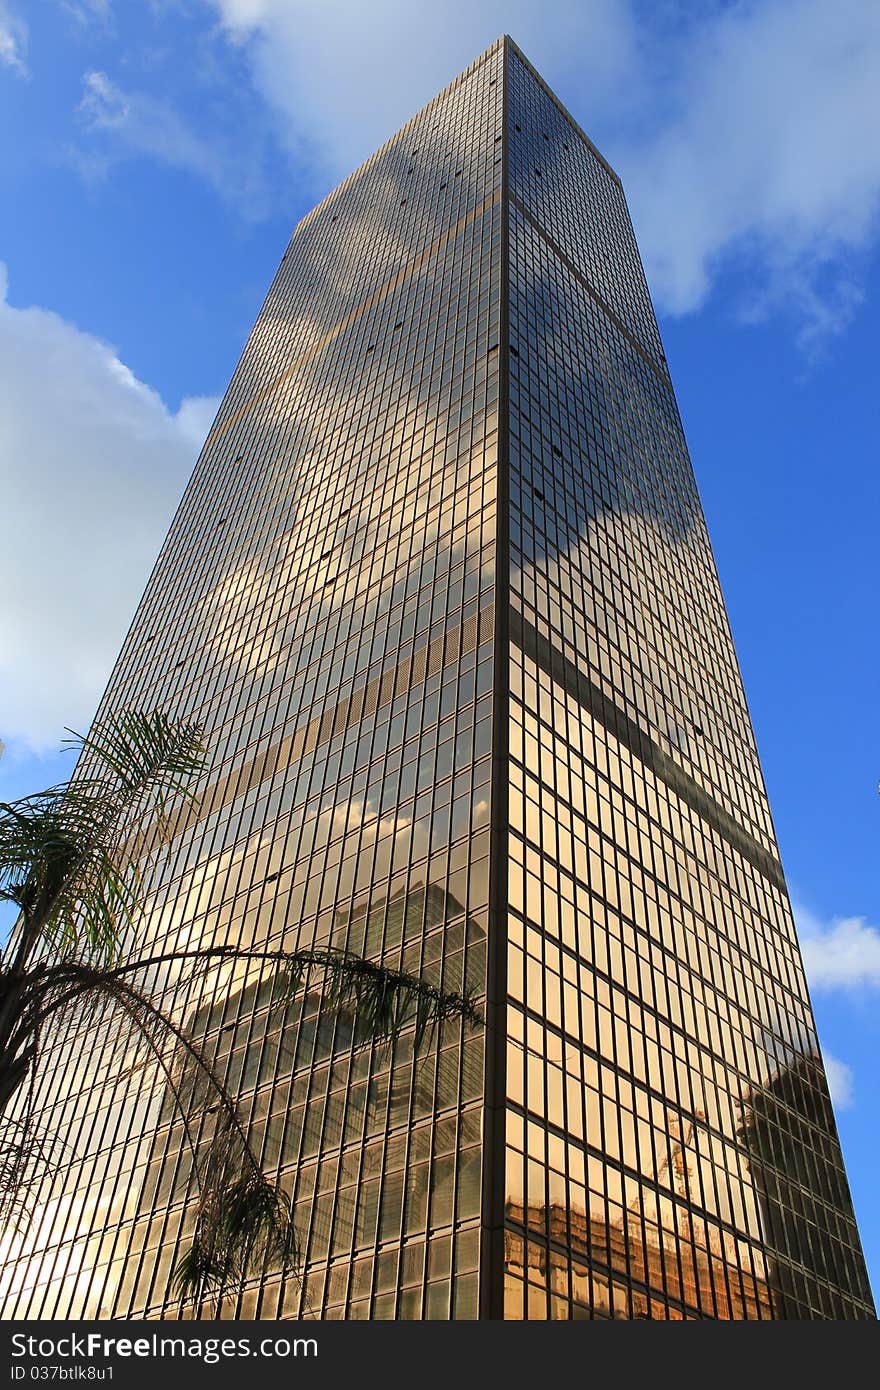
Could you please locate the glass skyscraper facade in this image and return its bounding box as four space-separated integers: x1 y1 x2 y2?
1 37 873 1320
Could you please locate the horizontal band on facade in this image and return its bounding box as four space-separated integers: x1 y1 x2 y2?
510 609 787 894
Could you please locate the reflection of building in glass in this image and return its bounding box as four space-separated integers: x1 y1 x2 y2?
1 37 872 1320
738 1053 874 1318
142 881 485 1316
505 1201 773 1320
495 42 872 1321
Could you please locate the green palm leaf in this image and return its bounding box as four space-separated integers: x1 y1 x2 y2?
0 709 484 1312
0 711 205 970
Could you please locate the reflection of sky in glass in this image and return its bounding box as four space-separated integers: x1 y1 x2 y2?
502 44 873 1320
3 40 502 1320
2 38 872 1323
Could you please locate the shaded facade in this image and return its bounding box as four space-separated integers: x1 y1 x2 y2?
0 37 873 1320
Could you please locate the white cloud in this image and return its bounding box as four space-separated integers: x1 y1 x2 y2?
174 394 221 448
620 0 880 350
210 0 638 178
0 262 218 752
206 0 880 351
821 1050 855 1110
0 1 27 75
795 903 880 991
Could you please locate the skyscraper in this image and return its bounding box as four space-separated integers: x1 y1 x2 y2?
1 36 873 1320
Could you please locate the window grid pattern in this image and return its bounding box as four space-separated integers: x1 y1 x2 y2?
0 38 872 1325
501 48 873 1320
1 40 503 1322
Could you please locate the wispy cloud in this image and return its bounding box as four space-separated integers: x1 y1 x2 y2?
0 262 217 752
57 2 880 352
619 0 880 354
0 0 27 75
74 68 273 216
206 0 880 353
59 0 112 25
78 69 227 187
795 904 880 991
212 0 637 178
174 394 221 448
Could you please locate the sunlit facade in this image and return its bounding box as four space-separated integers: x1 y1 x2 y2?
1 37 873 1320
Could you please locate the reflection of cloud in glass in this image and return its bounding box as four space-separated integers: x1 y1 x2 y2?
201 397 481 696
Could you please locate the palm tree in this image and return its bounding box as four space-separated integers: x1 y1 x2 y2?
0 711 480 1309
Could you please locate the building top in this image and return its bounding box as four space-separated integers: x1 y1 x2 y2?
292 35 622 244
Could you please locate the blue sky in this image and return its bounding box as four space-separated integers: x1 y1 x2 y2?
1 0 879 1305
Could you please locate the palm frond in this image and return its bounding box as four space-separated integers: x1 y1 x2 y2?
0 998 66 1237
173 1171 298 1304
66 710 206 809
0 1112 68 1237
0 794 81 913
0 706 482 1312
1 712 206 971
281 947 482 1050
168 1242 233 1306
24 942 480 1304
98 944 483 1051
28 960 299 1306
